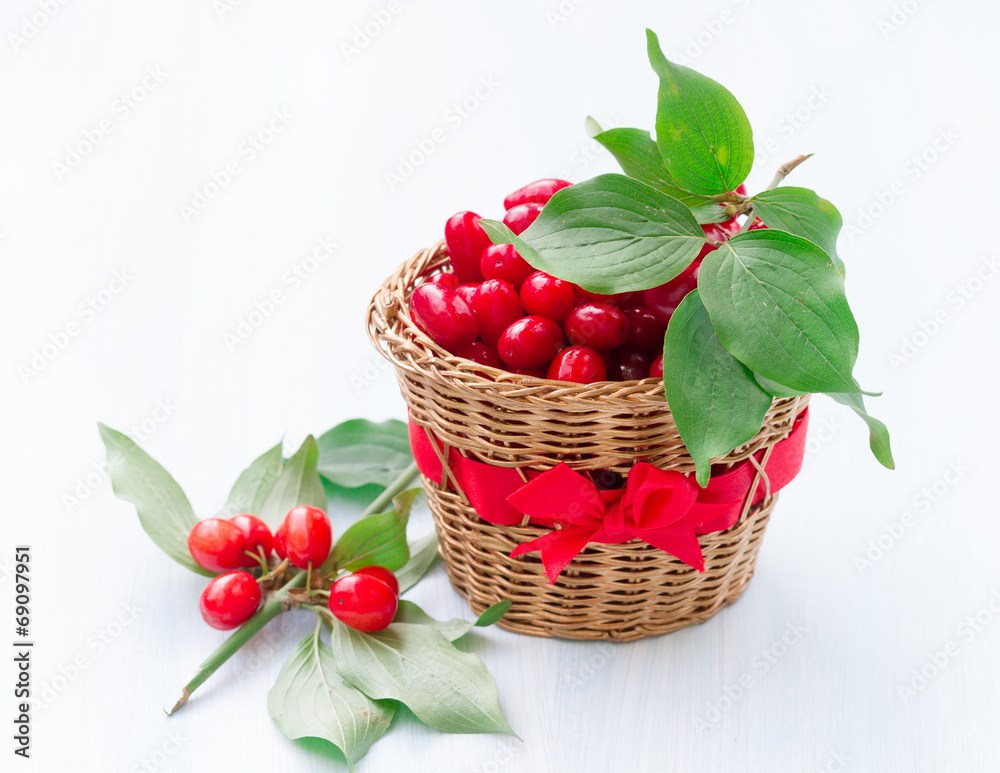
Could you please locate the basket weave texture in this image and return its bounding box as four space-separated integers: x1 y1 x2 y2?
367 242 809 641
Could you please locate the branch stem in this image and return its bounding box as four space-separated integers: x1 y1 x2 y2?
766 153 813 190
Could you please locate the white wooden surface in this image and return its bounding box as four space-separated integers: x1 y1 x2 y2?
4 1 999 771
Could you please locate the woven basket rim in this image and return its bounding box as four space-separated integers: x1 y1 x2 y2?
366 240 809 472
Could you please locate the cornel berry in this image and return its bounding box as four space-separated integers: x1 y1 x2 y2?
503 178 571 209
199 571 262 630
565 302 630 352
520 271 576 322
328 569 399 632
547 345 606 384
502 202 543 235
480 245 534 291
444 211 491 283
274 506 332 569
472 279 524 347
188 519 250 574
410 283 479 351
498 316 564 369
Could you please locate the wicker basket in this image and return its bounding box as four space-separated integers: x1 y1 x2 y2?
367 241 809 642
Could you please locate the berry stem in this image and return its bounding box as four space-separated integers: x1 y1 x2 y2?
245 547 270 573
164 461 421 715
765 153 813 191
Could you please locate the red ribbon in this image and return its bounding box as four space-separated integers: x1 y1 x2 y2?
409 410 808 582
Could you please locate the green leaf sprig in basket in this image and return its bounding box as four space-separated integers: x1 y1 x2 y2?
480 29 893 485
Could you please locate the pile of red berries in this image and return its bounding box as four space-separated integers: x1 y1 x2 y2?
188 506 399 632
409 179 751 383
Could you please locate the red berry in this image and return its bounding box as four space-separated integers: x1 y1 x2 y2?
427 272 459 290
564 302 629 351
734 184 747 196
503 179 571 209
649 354 664 378
520 271 576 322
644 263 700 324
702 216 741 243
275 506 332 569
622 306 668 352
547 345 606 383
188 519 248 574
480 244 534 291
455 283 479 307
502 202 543 235
328 572 398 632
410 284 479 352
352 565 399 596
445 212 491 284
456 341 502 369
575 288 642 307
199 571 262 630
606 349 654 381
229 514 273 566
497 316 564 369
472 279 524 346
748 217 768 231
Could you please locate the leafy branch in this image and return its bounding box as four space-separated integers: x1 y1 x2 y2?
99 420 514 769
483 28 893 482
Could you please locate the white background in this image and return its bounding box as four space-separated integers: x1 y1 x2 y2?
3 0 999 771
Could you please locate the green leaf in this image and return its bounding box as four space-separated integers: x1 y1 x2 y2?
322 489 419 573
754 374 809 398
396 533 440 593
480 173 706 294
662 291 774 486
750 187 845 273
330 621 515 736
647 29 754 195
687 201 734 225
698 230 860 394
268 629 395 771
218 442 284 518
317 419 413 489
258 436 328 531
97 424 211 577
393 600 472 642
474 601 511 628
829 392 895 470
589 126 716 209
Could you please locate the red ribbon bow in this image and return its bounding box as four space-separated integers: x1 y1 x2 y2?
407 409 808 583
507 463 733 582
